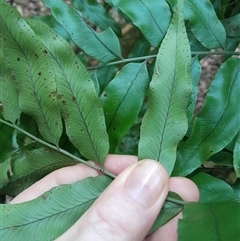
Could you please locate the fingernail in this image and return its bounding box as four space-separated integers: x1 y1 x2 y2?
124 162 164 208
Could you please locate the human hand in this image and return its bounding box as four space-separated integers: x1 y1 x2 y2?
11 155 199 241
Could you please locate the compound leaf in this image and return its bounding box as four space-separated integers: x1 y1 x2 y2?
138 0 191 175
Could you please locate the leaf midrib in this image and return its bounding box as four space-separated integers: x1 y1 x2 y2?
107 62 146 132
1 198 95 231
179 64 239 170
188 1 224 48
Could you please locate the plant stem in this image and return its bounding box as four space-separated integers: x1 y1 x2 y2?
0 118 116 179
0 119 188 205
87 51 240 70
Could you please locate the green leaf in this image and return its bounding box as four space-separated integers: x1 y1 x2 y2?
187 31 208 53
210 151 233 166
0 119 15 162
0 69 20 123
232 179 240 199
149 192 184 234
222 14 240 37
184 0 226 49
0 158 12 189
16 114 40 149
0 147 78 196
71 0 121 36
101 62 149 152
128 37 151 59
42 0 122 62
89 65 118 96
0 1 62 145
0 176 112 240
0 49 20 123
138 0 191 175
178 201 240 241
35 15 71 42
186 56 202 126
118 121 140 155
27 19 109 165
233 132 240 177
173 57 240 176
112 0 171 47
191 172 238 203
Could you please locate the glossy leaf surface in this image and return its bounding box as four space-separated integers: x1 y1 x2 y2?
28 20 109 165
0 176 112 240
173 58 240 176
101 62 149 152
43 0 122 62
138 0 191 174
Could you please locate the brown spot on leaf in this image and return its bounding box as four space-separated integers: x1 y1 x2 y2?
57 94 63 99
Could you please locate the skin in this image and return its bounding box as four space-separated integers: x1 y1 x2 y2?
11 155 199 241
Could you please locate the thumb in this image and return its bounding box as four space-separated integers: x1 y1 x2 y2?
57 160 169 241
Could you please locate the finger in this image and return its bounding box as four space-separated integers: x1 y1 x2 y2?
145 177 199 241
10 162 99 204
11 155 138 204
104 154 138 175
56 160 169 241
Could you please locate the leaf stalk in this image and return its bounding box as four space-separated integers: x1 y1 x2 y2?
87 51 240 70
0 118 117 179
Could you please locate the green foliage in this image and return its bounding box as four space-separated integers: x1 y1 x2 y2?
178 201 240 241
138 0 191 175
0 0 239 240
1 176 112 240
